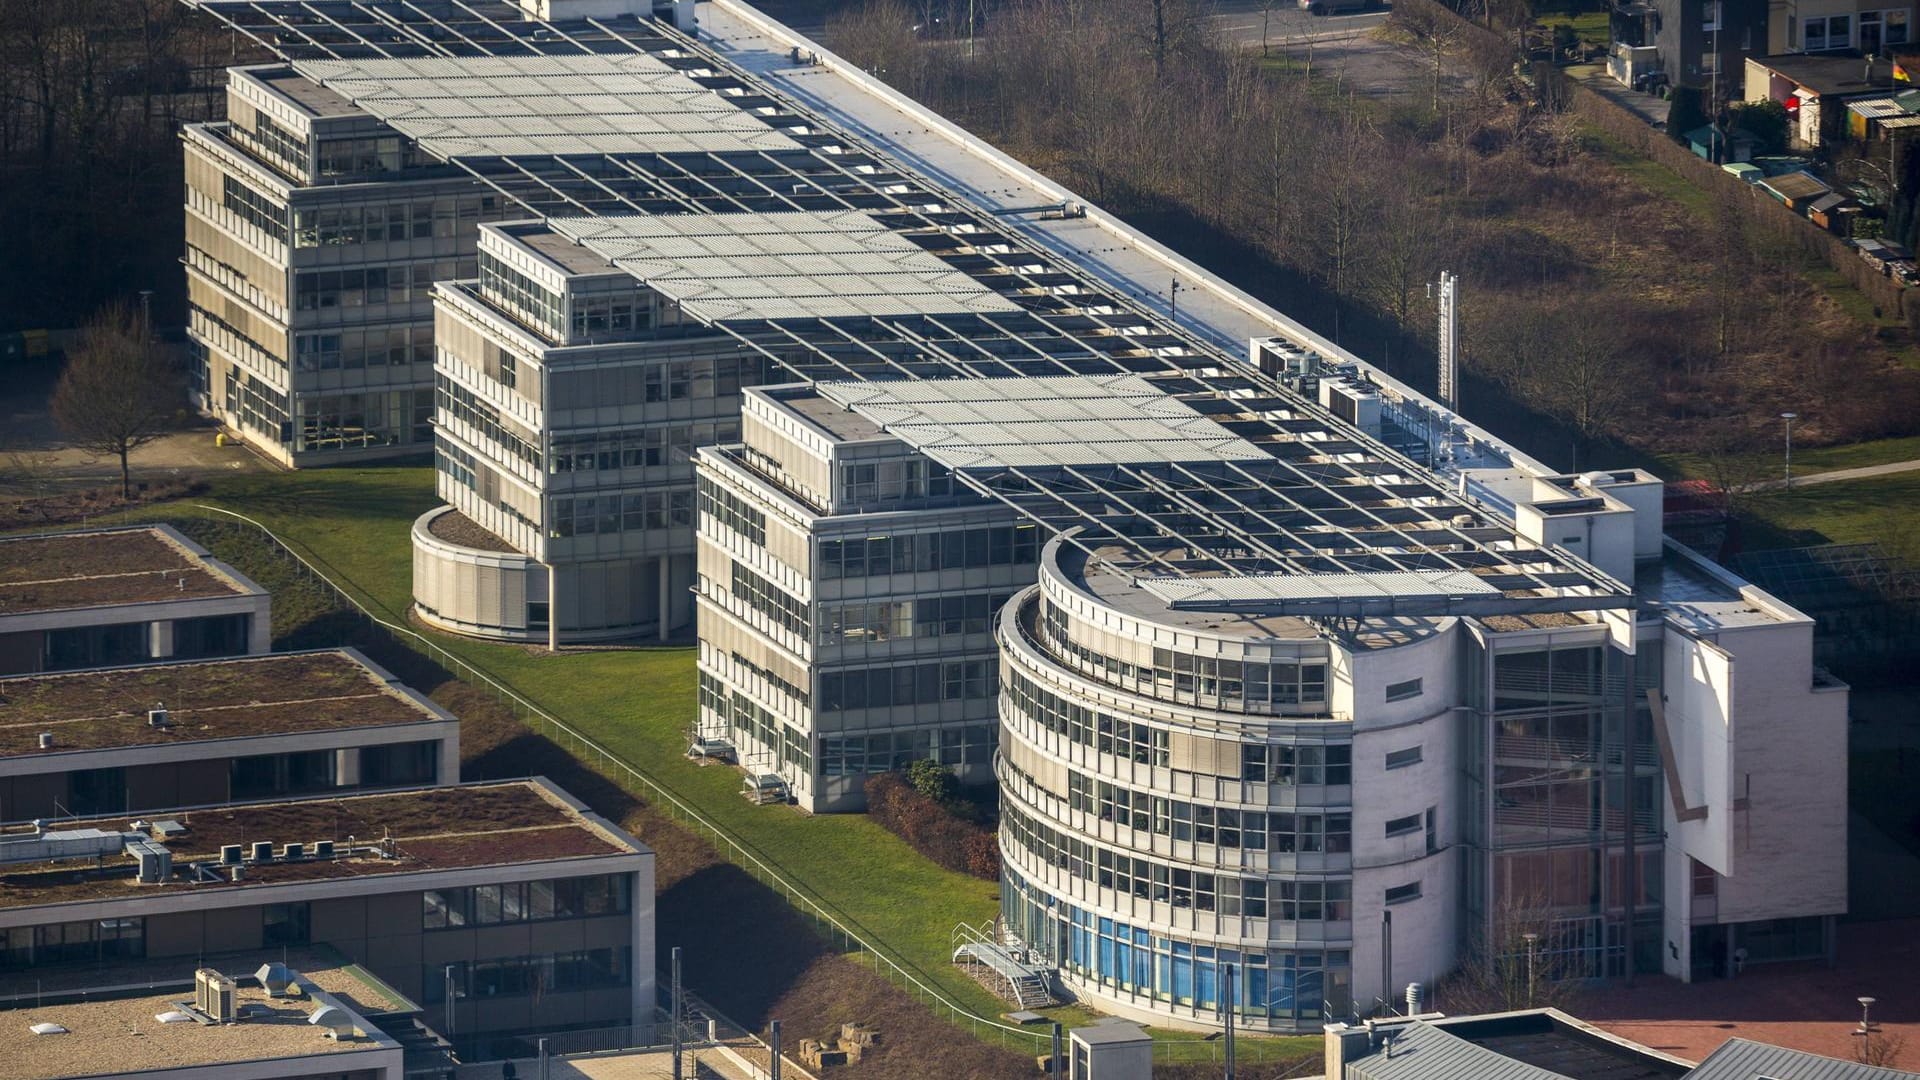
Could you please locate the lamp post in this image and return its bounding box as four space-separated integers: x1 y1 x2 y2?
1522 932 1540 1008
1853 995 1880 1061
1781 412 1799 488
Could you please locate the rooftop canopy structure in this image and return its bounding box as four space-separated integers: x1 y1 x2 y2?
813 377 1628 618
182 0 1630 619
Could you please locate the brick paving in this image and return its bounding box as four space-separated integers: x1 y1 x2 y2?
1578 919 1920 1069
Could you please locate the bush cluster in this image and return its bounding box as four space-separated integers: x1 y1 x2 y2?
865 769 1000 881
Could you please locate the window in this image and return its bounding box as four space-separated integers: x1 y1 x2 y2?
1385 882 1422 905
1385 746 1423 770
1385 678 1423 702
262 903 311 946
1804 13 1850 49
1702 0 1720 30
1385 812 1423 838
1691 857 1718 898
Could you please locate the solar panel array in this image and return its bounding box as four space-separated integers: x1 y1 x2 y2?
296 54 803 156
182 0 1632 617
551 211 1021 320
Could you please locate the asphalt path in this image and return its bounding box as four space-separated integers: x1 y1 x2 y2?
768 1 1390 52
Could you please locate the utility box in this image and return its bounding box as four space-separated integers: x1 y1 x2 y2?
1068 1023 1151 1080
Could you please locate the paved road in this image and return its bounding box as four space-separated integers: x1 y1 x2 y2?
1211 1 1391 50
766 0 1389 52
1755 457 1920 491
1567 61 1672 128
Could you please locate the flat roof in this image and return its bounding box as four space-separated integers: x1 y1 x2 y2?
1749 52 1893 97
241 65 360 118
185 1 1630 621
816 376 1271 468
0 650 448 761
0 527 260 617
0 781 640 912
293 53 802 157
550 211 1024 321
0 946 409 1015
4 963 396 1079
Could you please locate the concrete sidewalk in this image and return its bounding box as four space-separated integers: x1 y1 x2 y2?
1757 458 1920 491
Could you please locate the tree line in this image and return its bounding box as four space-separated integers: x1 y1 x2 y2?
824 0 1920 467
0 0 255 330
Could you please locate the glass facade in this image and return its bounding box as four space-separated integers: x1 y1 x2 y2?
998 585 1358 1032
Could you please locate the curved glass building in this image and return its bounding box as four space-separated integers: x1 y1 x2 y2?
997 537 1459 1031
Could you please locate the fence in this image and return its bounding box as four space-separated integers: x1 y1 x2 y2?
1554 68 1919 323
145 505 1307 1067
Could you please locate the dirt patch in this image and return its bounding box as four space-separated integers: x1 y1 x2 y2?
428 507 518 553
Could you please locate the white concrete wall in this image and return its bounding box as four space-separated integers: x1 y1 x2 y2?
1663 631 1737 876
1711 618 1848 925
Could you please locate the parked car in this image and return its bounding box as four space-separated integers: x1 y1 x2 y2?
1300 0 1373 14
1632 69 1670 97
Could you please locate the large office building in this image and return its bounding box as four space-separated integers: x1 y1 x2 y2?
180 0 1850 1038
415 217 771 642
0 526 270 676
182 62 515 465
0 648 461 820
0 779 654 1057
694 383 1033 809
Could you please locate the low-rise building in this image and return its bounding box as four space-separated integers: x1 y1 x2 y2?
0 648 461 820
694 384 1033 811
1323 1009 1920 1080
0 779 654 1056
0 526 270 677
9 956 410 1080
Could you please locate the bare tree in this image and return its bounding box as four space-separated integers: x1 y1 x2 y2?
1391 0 1468 113
826 0 924 91
1439 893 1583 1015
1856 1030 1909 1069
50 301 180 499
1686 420 1775 521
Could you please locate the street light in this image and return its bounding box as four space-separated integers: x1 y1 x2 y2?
1781 412 1799 488
1853 995 1880 1060
1522 932 1541 1008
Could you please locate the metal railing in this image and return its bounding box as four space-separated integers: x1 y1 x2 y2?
143 503 1318 1066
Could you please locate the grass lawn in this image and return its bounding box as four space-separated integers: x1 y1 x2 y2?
1737 471 1920 552
1537 9 1609 46
136 468 1319 1063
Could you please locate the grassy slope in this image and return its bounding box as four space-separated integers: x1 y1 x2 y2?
157 468 1318 1061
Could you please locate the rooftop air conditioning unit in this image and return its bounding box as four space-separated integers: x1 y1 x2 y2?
250 841 273 863
148 707 170 728
195 969 237 1023
1320 379 1383 436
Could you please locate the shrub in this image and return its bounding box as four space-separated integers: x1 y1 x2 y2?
865 771 999 881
